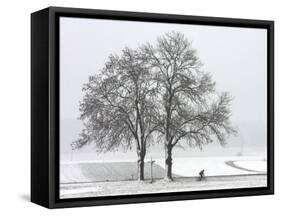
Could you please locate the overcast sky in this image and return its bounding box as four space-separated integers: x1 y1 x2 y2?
59 17 267 159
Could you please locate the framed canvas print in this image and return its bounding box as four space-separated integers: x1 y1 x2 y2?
31 7 274 208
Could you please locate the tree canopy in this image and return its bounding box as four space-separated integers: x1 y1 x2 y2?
72 48 160 180
72 31 237 181
140 32 237 179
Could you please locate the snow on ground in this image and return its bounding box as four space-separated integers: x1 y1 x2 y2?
61 185 101 196
60 162 168 183
154 156 266 177
234 160 267 172
60 175 267 199
60 156 267 184
60 156 267 198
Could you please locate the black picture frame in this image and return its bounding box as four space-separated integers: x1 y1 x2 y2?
31 6 274 209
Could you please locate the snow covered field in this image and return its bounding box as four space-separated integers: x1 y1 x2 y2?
61 156 266 183
155 156 267 177
60 175 267 199
60 156 267 198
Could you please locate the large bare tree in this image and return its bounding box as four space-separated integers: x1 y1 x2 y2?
72 48 159 181
140 32 237 180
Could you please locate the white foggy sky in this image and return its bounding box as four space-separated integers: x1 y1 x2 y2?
60 17 267 157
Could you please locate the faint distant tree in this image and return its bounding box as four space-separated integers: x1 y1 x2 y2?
72 48 159 181
140 32 237 180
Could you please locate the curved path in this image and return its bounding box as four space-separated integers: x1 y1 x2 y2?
225 160 265 173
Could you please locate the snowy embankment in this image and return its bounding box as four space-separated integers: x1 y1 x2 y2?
60 156 267 184
61 162 176 184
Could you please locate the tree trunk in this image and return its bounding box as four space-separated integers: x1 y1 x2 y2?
164 142 173 181
137 154 145 181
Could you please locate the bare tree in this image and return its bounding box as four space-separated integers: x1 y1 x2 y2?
72 48 159 181
140 32 237 180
